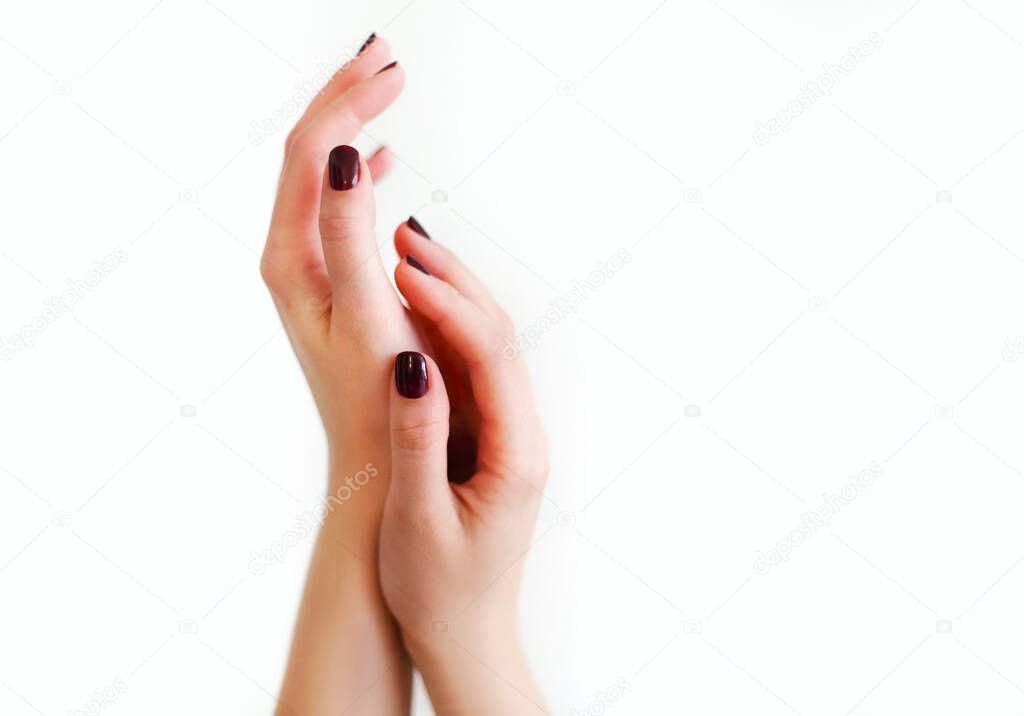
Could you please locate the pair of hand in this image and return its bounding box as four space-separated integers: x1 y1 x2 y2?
260 35 548 715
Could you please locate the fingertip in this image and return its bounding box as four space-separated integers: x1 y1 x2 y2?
394 220 434 267
391 350 448 411
405 255 430 275
352 34 392 71
387 349 454 515
318 146 386 295
406 215 430 239
394 254 437 297
324 144 377 194
370 60 406 92
327 144 360 191
395 350 429 399
356 32 377 56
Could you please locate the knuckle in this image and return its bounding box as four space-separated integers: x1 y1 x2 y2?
324 103 362 135
318 214 372 242
286 129 325 166
260 254 286 294
392 415 449 452
284 128 299 157
496 459 549 503
260 246 324 309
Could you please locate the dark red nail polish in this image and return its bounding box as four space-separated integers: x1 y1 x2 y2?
358 33 376 54
395 351 428 399
407 216 430 239
329 145 359 190
375 60 397 75
406 255 429 275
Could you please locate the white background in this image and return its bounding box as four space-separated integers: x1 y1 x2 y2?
2 0 1024 714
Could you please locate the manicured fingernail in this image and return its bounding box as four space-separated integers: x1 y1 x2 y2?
358 33 376 54
406 255 430 275
395 351 428 399
329 145 359 191
407 216 430 239
375 60 398 75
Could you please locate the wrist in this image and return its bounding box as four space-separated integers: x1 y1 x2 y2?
326 457 383 496
403 616 520 666
406 625 544 715
318 458 389 558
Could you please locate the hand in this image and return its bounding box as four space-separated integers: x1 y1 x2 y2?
378 229 550 714
261 35 418 715
260 36 418 550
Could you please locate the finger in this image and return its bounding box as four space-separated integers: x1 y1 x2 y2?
263 65 404 304
366 146 395 182
395 259 545 483
389 351 457 519
319 145 392 307
394 218 502 315
275 62 405 233
288 34 391 142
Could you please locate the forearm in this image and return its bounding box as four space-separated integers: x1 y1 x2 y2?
276 462 410 716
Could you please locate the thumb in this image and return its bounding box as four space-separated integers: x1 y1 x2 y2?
389 351 454 517
319 145 392 309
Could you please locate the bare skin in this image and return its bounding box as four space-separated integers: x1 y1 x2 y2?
262 35 415 716
262 34 547 716
381 231 550 714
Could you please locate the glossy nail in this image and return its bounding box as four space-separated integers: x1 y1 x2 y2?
357 32 376 54
406 255 430 275
375 60 398 75
407 216 430 239
395 351 428 399
328 145 360 191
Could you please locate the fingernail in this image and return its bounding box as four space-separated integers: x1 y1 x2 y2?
357 32 376 54
406 255 430 275
407 216 430 239
329 145 360 191
375 60 398 75
395 351 428 399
